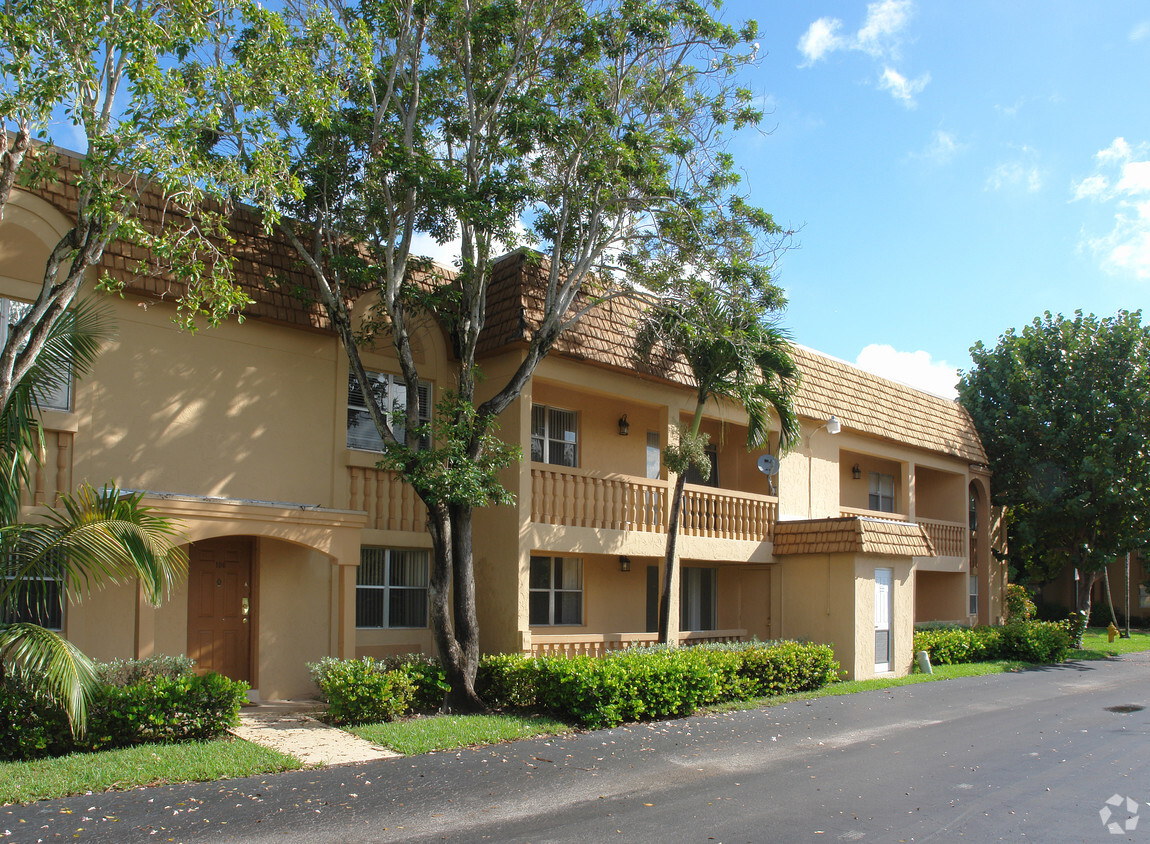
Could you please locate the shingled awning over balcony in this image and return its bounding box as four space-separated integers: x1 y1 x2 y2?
772 516 935 558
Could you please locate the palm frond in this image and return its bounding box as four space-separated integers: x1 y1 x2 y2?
0 622 97 735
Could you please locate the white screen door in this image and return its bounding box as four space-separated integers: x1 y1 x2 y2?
874 567 893 672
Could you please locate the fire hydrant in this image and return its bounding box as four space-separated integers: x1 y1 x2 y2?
1108 622 1119 643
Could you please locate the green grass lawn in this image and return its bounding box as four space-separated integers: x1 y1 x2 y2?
0 738 301 806
351 712 570 755
1070 626 1150 660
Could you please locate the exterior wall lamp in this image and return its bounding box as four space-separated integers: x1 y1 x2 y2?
852 463 861 480
618 414 630 436
619 556 631 572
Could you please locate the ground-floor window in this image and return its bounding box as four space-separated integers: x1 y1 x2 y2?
530 556 582 625
969 572 978 615
356 548 429 628
2 554 64 630
680 566 716 631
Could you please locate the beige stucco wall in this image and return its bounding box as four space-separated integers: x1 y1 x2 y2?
916 570 969 623
777 553 913 680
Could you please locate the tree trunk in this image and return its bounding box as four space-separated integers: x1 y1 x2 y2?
445 501 484 713
658 471 687 644
1103 566 1119 627
1078 569 1099 622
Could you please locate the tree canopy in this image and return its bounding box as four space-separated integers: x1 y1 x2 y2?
958 310 1150 606
227 0 787 708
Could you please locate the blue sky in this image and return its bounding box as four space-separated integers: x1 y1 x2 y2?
723 0 1150 397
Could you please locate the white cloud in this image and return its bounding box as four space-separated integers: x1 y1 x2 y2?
914 129 964 165
879 67 930 107
797 2 928 105
1131 21 1150 41
1074 137 1150 279
856 0 914 58
986 147 1043 193
798 17 844 65
855 344 958 400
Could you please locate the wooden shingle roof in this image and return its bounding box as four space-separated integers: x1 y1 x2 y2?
26 151 985 466
773 517 935 558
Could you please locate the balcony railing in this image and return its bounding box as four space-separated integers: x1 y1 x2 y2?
20 429 74 507
918 518 967 558
531 466 778 542
527 628 748 657
348 466 427 532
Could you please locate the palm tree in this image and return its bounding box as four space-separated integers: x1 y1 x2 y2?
636 281 800 644
0 301 187 733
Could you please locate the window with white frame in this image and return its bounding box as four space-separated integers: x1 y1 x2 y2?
2 553 64 630
347 372 431 452
969 572 978 615
530 405 577 467
868 472 895 513
355 548 429 628
0 298 70 411
529 555 582 625
646 430 661 480
680 566 716 631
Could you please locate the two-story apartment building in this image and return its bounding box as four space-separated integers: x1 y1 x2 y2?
1 159 1006 699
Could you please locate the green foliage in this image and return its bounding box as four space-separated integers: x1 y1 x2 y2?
914 621 1070 666
476 653 538 710
371 653 450 712
308 656 416 726
1001 621 1071 664
958 311 1150 587
532 641 839 729
1061 610 1089 648
1005 584 1036 621
0 658 246 761
913 626 1004 665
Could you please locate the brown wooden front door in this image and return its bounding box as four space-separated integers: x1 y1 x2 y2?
187 538 252 682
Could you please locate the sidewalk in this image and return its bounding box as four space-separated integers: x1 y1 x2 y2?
230 701 401 766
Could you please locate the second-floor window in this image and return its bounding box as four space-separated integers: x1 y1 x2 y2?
0 298 70 411
355 547 429 628
531 405 577 467
685 444 718 487
347 372 431 452
869 472 895 513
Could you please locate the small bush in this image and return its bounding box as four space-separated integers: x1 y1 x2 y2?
477 653 537 710
1006 584 1036 621
372 653 449 712
913 626 1004 665
308 656 415 726
1001 620 1070 663
0 657 247 761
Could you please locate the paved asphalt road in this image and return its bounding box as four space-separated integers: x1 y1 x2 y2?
5 654 1150 843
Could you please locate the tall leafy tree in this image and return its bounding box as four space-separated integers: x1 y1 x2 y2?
0 0 297 413
239 0 779 709
958 310 1150 616
0 304 187 733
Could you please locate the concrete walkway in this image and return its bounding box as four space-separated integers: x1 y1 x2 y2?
230 701 401 767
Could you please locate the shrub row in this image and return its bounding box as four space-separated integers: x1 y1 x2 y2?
0 655 248 761
309 640 840 729
913 619 1071 666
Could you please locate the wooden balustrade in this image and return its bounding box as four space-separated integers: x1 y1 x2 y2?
680 485 778 541
348 465 427 532
531 467 777 541
20 430 73 507
527 628 748 657
918 518 967 558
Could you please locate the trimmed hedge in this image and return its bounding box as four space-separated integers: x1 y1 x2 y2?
308 656 416 725
0 656 247 761
310 641 840 729
914 620 1071 666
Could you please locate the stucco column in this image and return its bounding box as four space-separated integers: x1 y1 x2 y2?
905 461 916 520
329 532 362 660
134 578 156 660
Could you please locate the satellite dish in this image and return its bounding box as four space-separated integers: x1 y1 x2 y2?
756 454 780 476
